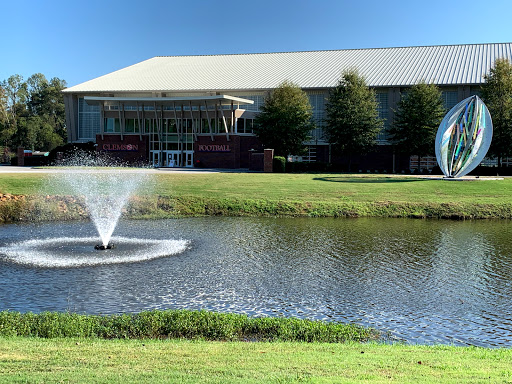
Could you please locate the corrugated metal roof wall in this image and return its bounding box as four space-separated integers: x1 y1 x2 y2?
64 43 512 93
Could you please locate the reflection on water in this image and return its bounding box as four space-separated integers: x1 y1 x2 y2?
1 217 512 347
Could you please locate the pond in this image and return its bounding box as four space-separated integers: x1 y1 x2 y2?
1 217 512 347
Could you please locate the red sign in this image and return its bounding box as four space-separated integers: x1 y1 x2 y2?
102 144 139 151
198 144 231 152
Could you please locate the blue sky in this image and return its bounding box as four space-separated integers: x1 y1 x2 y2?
1 0 511 87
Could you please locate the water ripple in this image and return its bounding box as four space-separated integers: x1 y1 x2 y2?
0 236 189 267
1 217 512 347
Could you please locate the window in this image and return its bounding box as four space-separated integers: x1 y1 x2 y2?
104 118 120 133
237 118 245 133
125 119 139 133
145 119 156 133
200 119 209 133
237 118 255 134
238 95 264 111
441 91 458 111
246 119 254 133
375 92 389 141
166 119 177 133
307 92 327 142
307 93 326 126
78 98 100 140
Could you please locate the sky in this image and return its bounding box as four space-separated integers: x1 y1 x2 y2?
1 0 511 88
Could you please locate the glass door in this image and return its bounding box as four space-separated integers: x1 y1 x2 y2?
152 152 160 167
167 152 179 167
185 151 193 167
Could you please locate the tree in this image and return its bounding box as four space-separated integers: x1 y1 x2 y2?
0 85 9 161
389 81 445 161
0 75 27 146
0 85 7 126
27 75 68 146
480 58 512 167
16 116 64 151
324 69 383 171
1 74 28 147
254 80 313 157
0 85 8 143
0 73 67 152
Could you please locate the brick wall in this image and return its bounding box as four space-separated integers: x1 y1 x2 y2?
194 135 241 168
263 149 274 172
96 135 149 163
16 147 24 166
239 136 263 168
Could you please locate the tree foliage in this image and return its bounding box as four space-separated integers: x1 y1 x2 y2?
324 69 383 168
0 73 67 152
0 86 10 136
254 80 313 157
389 81 445 157
480 58 512 166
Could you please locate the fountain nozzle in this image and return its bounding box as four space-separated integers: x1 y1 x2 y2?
94 243 115 250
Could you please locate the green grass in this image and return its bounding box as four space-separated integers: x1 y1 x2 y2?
0 310 375 343
2 172 512 204
0 173 45 195
0 337 511 383
158 173 512 205
2 172 512 220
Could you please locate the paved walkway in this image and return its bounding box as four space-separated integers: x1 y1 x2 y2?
0 165 251 174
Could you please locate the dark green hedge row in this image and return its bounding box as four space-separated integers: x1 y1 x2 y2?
0 310 378 342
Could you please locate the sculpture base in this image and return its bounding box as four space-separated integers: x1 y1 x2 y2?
421 176 504 181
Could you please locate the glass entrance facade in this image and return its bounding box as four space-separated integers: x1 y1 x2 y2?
74 95 258 167
147 118 194 167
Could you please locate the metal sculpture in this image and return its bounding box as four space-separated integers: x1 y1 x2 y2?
435 95 493 178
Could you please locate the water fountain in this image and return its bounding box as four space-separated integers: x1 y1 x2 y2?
57 155 144 250
0 153 189 267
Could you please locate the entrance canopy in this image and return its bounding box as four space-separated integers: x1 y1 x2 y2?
84 95 255 142
83 95 254 108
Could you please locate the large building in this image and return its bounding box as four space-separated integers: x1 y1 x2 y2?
63 43 512 170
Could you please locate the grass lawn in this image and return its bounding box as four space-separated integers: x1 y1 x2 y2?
1 337 511 383
151 173 512 205
2 171 512 220
1 171 512 205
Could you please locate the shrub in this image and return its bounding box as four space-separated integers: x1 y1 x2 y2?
273 156 286 173
285 161 330 173
0 310 378 343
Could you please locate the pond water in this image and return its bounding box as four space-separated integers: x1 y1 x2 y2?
1 217 512 347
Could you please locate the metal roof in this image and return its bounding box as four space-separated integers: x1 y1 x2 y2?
64 43 512 93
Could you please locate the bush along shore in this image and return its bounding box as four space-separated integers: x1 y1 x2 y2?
3 193 512 223
0 310 378 342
